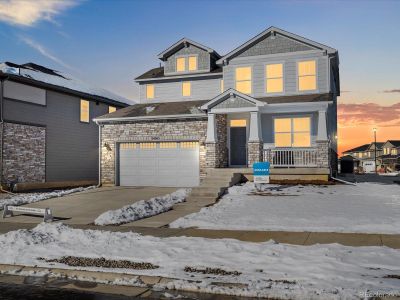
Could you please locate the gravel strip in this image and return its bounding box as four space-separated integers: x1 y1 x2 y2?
184 266 241 276
41 256 159 270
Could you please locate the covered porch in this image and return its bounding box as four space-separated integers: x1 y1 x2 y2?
201 89 334 175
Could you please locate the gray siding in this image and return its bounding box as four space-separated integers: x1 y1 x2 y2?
3 90 122 182
223 51 329 98
164 44 210 74
237 34 314 58
214 96 254 109
139 76 222 103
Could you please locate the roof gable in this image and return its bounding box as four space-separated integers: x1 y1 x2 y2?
343 144 370 153
383 140 400 148
217 26 337 65
157 38 220 61
201 89 265 110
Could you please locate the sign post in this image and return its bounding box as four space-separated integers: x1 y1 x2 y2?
253 162 270 189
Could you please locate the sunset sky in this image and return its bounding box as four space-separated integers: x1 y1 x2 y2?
0 0 399 155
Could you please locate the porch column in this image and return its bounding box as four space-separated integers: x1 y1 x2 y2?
205 113 217 143
317 110 328 141
316 110 329 169
248 111 263 167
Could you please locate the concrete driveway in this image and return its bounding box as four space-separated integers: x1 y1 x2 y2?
0 186 177 225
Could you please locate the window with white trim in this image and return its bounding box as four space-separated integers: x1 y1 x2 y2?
146 84 154 99
274 117 311 147
298 60 316 91
109 106 116 113
266 63 283 93
182 82 191 96
188 56 197 71
80 99 89 123
235 67 252 94
176 57 185 72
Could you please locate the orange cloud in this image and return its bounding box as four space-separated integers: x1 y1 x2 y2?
338 102 400 155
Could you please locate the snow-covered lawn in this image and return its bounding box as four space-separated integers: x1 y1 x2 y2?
94 189 190 226
0 223 399 299
170 182 400 234
0 186 96 210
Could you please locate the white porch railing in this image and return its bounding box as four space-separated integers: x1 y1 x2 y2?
263 148 318 167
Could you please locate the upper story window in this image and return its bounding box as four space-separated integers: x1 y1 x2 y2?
274 117 311 147
80 99 89 123
182 82 191 96
266 63 283 93
188 56 197 71
220 79 224 93
235 67 252 94
384 147 390 155
146 84 155 99
298 60 316 91
391 149 397 155
109 106 116 113
176 57 186 72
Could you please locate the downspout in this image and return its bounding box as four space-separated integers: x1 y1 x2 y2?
97 122 102 188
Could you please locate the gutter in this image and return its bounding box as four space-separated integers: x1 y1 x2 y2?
94 113 207 124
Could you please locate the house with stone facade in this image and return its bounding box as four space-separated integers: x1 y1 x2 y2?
95 26 339 187
0 62 129 187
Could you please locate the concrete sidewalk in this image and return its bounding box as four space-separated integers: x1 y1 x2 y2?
1 222 399 249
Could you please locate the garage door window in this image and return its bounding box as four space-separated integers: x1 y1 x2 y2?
121 143 136 150
140 143 157 149
160 142 177 148
180 141 199 149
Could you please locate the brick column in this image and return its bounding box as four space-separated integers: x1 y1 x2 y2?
206 114 228 168
316 140 329 168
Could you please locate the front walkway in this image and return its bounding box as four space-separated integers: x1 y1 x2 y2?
1 222 399 249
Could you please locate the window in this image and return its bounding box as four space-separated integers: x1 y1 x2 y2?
266 63 283 93
230 119 247 127
176 57 186 72
358 152 363 158
180 141 199 149
220 79 224 93
109 106 116 113
140 143 157 149
274 117 311 147
146 84 154 99
80 99 89 123
160 142 177 149
235 67 252 94
188 56 197 71
391 149 397 155
121 143 136 150
182 82 191 96
384 148 390 155
298 60 316 91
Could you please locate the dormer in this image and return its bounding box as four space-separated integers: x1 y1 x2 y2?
157 38 221 76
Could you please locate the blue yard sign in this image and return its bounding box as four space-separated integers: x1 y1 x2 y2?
253 162 270 184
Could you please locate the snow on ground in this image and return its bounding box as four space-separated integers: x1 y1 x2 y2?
94 189 191 226
0 223 399 299
170 182 400 234
0 186 96 210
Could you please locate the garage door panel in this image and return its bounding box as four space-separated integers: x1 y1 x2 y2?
119 142 199 187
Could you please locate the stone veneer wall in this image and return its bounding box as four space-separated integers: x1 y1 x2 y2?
206 114 228 168
2 122 46 183
100 118 208 185
316 140 330 169
247 141 263 167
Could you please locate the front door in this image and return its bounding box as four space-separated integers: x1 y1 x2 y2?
230 127 247 165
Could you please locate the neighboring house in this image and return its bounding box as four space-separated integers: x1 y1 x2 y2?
379 140 400 171
0 62 129 186
342 143 384 171
95 26 340 187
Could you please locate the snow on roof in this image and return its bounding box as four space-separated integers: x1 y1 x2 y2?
0 62 131 105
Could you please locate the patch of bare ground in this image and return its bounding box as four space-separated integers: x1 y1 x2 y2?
40 256 159 270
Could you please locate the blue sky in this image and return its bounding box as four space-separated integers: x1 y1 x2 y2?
0 0 399 151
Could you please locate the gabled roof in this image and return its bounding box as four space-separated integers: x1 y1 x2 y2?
216 26 337 65
157 38 221 61
343 144 371 153
367 142 384 150
0 62 131 106
386 140 400 147
200 88 266 110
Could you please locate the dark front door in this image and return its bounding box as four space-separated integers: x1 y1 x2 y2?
230 127 247 165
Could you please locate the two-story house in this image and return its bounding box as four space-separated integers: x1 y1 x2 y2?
380 140 400 171
95 27 340 187
0 62 129 188
342 143 384 173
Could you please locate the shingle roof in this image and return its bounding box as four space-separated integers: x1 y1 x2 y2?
343 144 371 153
95 100 208 120
256 93 332 104
0 62 131 106
135 66 222 81
387 140 400 147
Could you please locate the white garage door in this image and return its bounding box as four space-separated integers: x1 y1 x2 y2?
118 141 200 187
